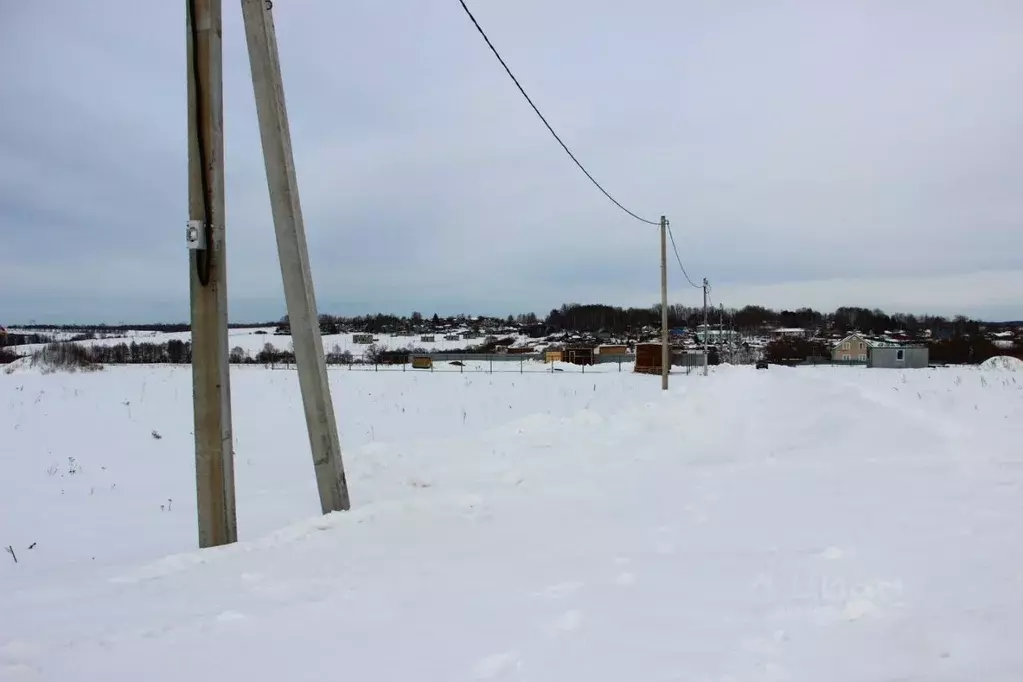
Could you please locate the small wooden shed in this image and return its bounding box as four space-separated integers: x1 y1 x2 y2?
564 346 595 366
596 344 628 356
634 342 665 374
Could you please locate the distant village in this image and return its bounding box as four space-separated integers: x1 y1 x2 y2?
2 303 1020 368
272 305 1023 369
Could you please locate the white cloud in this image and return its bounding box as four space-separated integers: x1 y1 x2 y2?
1 0 1021 323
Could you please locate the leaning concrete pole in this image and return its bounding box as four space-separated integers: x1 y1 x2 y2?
240 0 350 513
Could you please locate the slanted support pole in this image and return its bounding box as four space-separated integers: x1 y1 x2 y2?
240 0 350 513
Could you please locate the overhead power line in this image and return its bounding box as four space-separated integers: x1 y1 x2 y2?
457 0 659 226
666 223 702 289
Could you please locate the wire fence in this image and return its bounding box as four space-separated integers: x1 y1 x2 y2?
6 339 756 375
259 351 720 375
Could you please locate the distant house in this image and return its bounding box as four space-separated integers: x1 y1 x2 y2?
833 333 929 368
992 331 1015 350
833 334 870 363
771 328 808 338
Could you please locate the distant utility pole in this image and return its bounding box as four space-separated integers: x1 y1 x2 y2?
240 0 350 513
702 278 709 376
719 303 725 362
186 0 237 548
659 216 669 390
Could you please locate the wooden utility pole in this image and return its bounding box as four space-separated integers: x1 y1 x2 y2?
659 216 669 390
240 0 350 513
702 278 709 376
186 0 237 547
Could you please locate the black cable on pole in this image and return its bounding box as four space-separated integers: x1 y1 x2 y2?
666 223 702 289
457 0 659 227
187 0 213 287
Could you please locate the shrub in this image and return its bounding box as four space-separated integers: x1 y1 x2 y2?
29 343 103 373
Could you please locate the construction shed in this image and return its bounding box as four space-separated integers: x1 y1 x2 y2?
376 350 409 365
596 344 628 356
634 342 665 374
868 345 929 369
564 347 595 366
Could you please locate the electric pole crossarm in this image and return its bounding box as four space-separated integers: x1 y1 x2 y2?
240 0 350 513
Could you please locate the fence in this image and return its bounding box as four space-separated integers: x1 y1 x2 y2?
260 351 725 375
273 352 633 374
10 340 750 375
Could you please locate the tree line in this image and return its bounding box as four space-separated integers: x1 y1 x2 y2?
5 341 441 367
7 302 1006 340
544 303 989 338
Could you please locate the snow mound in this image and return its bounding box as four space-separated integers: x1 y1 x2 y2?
2 357 31 375
980 355 1023 372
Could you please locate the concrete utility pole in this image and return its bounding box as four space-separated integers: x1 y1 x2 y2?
659 216 669 390
241 0 350 513
702 278 709 376
719 303 725 362
186 0 237 548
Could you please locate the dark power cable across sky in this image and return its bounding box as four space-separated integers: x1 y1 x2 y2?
456 0 659 226
457 0 707 291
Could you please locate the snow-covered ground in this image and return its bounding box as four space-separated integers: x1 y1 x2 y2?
2 364 1022 680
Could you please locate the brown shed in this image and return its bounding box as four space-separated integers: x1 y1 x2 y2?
564 346 595 366
596 344 628 356
634 342 665 374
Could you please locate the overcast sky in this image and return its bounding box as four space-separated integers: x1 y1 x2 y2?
1 0 1021 324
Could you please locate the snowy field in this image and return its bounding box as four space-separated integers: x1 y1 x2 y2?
7 327 528 358
2 363 1023 680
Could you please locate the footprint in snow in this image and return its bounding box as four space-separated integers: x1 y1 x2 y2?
0 662 41 680
215 610 246 624
471 651 521 680
615 572 637 587
534 581 583 600
541 609 583 639
819 547 845 560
